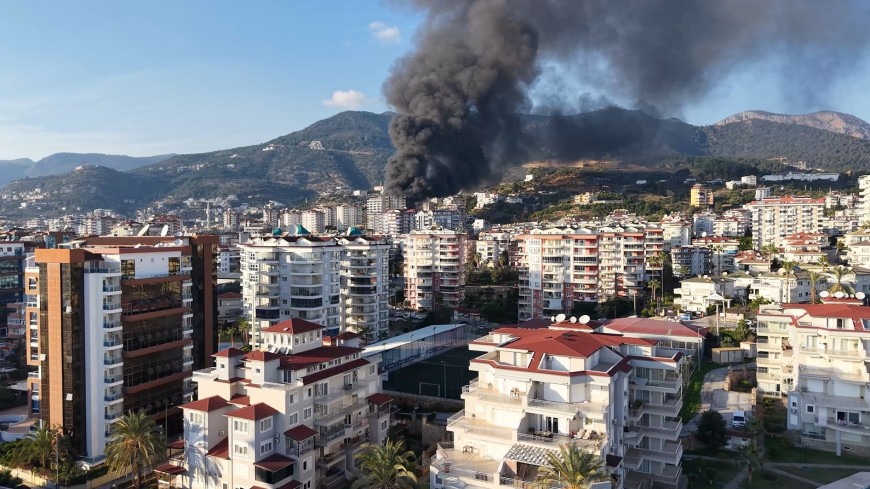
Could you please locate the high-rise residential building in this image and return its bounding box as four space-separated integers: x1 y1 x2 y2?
430 321 687 489
858 175 870 219
0 242 27 338
403 229 466 310
747 197 825 249
366 195 406 230
690 184 714 207
335 204 364 231
414 208 465 231
670 246 712 278
29 235 218 464
379 209 416 237
755 301 870 456
281 210 303 228
239 232 390 343
223 209 240 231
474 231 512 267
301 210 325 234
155 322 397 489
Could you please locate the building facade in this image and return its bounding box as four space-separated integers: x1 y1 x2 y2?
747 197 825 249
403 229 466 311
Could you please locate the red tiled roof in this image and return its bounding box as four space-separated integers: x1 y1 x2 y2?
180 395 229 413
278 345 364 370
226 402 279 420
334 332 359 340
784 303 870 331
253 454 294 471
218 292 242 299
154 463 185 475
284 424 318 441
485 327 655 358
230 394 251 406
303 358 370 385
262 318 323 334
366 393 394 405
276 481 302 489
207 437 229 459
244 350 281 362
602 318 708 338
213 347 245 358
168 439 185 449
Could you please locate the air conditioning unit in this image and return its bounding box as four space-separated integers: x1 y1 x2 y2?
790 408 797 414
219 430 226 436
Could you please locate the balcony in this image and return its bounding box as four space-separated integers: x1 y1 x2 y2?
629 398 682 419
103 321 121 330
629 374 681 393
460 384 523 406
104 357 123 367
316 426 348 447
526 397 607 417
105 393 123 403
624 442 682 467
625 420 682 442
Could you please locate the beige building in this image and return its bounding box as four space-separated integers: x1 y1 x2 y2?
403 228 466 310
746 197 825 249
689 184 713 207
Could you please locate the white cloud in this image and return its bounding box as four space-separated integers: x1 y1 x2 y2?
322 90 370 110
368 21 400 44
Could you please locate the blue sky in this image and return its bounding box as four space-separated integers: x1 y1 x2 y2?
2 1 870 160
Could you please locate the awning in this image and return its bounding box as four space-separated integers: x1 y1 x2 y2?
167 440 185 449
253 454 294 472
154 463 185 475
503 443 557 467
284 424 318 441
366 393 394 405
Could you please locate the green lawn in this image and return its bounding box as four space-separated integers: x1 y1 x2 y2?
680 361 725 423
745 470 815 489
794 467 867 485
765 435 870 465
683 458 740 489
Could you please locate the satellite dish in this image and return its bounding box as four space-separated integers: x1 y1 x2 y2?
778 268 787 275
556 313 567 322
857 292 866 300
173 239 183 246
850 294 855 298
569 316 578 323
835 291 845 298
703 275 709 279
550 316 556 322
702 232 708 237
579 315 591 324
820 291 830 298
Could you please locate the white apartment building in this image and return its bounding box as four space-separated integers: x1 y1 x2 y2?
692 211 717 237
157 322 396 489
658 215 691 251
474 231 512 267
858 175 870 220
414 208 464 231
335 204 364 232
240 232 390 343
430 322 687 489
749 272 813 304
474 192 503 209
301 210 325 234
378 209 416 237
755 301 870 456
674 277 736 313
403 229 466 310
746 197 825 249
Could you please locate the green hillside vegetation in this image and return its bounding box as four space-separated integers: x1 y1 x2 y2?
0 166 164 214
703 119 870 171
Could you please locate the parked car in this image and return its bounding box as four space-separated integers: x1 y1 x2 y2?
732 410 748 428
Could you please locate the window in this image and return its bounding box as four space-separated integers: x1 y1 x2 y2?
370 365 376 375
256 368 261 374
303 408 312 420
260 418 273 432
288 413 298 425
233 420 248 433
381 420 388 430
189 412 204 424
807 405 814 413
233 443 249 456
260 440 273 455
303 460 308 470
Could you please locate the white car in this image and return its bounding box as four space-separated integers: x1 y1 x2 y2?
732 410 748 428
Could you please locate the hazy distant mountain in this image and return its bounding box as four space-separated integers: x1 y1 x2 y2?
0 159 35 186
4 108 870 217
25 152 175 177
715 110 870 140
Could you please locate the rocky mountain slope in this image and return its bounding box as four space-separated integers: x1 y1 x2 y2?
715 110 870 140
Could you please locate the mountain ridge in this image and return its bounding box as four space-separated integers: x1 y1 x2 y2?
715 110 870 140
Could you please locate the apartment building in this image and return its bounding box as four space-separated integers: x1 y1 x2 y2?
301 211 325 234
474 231 512 267
746 197 825 249
156 320 396 489
403 229 466 311
755 301 870 456
0 242 27 338
240 232 390 343
674 276 736 313
670 246 712 278
430 322 687 489
29 235 218 464
335 204 364 232
690 184 713 207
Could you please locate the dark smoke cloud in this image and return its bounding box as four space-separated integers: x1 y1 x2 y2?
384 0 870 198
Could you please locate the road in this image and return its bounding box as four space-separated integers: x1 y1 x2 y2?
682 365 755 435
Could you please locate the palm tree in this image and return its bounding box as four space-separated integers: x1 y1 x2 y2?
807 270 822 304
352 439 417 489
19 424 60 469
105 411 166 489
235 316 250 347
761 244 778 272
536 444 609 489
737 443 762 486
818 256 830 270
713 245 724 274
780 261 797 303
827 265 855 295
648 279 661 313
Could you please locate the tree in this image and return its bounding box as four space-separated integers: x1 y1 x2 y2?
738 236 753 251
737 443 762 486
807 270 822 304
19 424 61 470
234 316 251 347
827 265 855 295
678 266 691 278
352 439 417 489
780 261 797 303
105 411 166 489
648 279 661 307
733 319 752 342
817 256 830 270
761 244 778 272
695 409 727 448
536 444 609 489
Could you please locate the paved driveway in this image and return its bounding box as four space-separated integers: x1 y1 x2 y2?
682 365 755 434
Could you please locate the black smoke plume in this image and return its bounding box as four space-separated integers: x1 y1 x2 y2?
383 0 870 198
